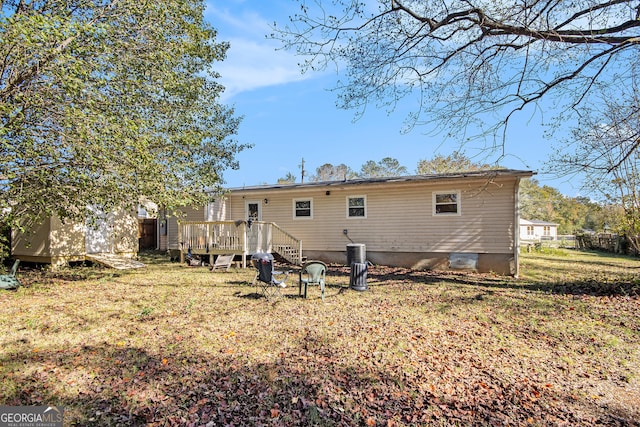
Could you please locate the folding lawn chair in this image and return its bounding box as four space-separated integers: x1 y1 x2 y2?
251 253 290 301
210 254 235 272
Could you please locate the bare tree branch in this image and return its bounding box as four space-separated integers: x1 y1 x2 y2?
274 0 639 147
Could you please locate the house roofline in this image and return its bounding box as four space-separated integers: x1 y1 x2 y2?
520 219 559 226
221 169 536 193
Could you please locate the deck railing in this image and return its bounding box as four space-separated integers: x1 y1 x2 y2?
270 222 303 265
178 221 302 266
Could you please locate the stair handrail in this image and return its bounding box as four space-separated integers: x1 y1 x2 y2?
269 222 303 265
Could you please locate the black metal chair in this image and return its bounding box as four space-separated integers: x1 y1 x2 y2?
251 253 290 301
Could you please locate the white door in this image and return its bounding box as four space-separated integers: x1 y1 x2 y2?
246 201 261 222
246 201 266 253
85 207 113 254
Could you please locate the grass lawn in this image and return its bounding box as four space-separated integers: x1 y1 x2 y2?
0 249 639 426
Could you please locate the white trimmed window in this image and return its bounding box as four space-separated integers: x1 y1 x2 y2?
347 196 367 218
294 199 313 219
527 226 534 236
432 191 461 215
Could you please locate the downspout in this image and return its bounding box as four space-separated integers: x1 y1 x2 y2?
514 177 522 278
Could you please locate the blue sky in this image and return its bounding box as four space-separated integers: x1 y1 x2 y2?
206 1 583 196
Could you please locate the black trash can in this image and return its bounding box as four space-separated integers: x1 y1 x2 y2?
350 262 368 291
346 243 366 266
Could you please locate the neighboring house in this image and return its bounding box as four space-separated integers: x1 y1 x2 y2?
519 219 559 241
168 169 534 275
12 206 138 267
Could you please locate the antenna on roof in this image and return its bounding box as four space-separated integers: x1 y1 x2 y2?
300 158 305 183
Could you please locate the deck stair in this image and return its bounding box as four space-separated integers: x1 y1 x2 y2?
269 224 303 265
272 245 306 265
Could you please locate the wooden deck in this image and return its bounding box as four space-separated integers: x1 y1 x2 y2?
178 220 303 266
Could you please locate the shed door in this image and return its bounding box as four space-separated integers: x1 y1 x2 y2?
138 219 157 250
86 209 113 254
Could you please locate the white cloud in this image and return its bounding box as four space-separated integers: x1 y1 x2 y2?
207 2 316 100
216 38 310 100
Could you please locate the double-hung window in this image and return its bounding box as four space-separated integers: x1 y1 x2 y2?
347 196 366 218
294 199 313 219
433 191 461 215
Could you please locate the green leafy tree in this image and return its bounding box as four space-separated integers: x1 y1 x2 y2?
574 197 604 232
519 178 609 235
519 179 558 224
416 151 493 174
1 0 247 245
359 157 408 178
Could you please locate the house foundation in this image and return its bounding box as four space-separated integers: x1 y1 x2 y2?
302 250 516 275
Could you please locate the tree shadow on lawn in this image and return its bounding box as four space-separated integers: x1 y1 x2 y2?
13 267 123 289
528 252 640 270
2 340 636 426
326 263 640 298
236 290 266 299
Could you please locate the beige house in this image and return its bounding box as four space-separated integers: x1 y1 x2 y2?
12 206 139 267
168 169 534 276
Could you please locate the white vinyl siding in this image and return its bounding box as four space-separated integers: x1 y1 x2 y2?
226 177 518 254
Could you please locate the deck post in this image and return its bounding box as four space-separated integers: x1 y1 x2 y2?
207 222 214 265
178 221 184 264
298 240 303 264
242 221 247 268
